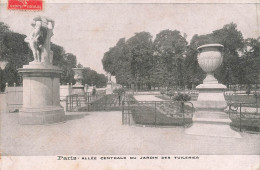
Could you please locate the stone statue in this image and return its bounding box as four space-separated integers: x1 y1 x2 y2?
25 16 55 65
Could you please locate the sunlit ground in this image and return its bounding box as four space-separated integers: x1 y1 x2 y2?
1 94 260 155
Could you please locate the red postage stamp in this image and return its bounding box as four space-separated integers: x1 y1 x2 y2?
8 0 43 10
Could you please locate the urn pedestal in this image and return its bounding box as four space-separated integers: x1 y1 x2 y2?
185 44 240 138
72 68 85 94
18 63 65 125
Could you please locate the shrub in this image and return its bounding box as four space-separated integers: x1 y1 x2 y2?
167 89 175 99
113 87 125 96
173 92 191 102
160 89 166 95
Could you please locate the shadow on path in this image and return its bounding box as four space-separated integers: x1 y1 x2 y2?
65 113 90 121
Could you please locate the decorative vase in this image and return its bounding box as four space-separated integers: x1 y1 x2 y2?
72 68 84 94
197 44 224 84
73 68 84 85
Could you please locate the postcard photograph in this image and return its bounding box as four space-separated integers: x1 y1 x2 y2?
0 0 259 169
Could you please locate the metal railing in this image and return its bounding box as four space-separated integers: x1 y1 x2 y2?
228 102 259 132
65 93 123 112
122 100 194 127
65 93 103 112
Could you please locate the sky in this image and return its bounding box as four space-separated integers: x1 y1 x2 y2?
0 3 259 74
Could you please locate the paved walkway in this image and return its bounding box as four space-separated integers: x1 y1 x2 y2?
1 110 260 155
1 94 260 155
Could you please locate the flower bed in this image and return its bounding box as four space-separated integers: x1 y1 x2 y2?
131 103 193 126
230 113 260 132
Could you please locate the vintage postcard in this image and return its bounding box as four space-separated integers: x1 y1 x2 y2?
0 0 259 169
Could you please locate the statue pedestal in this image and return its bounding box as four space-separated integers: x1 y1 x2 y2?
185 44 240 138
185 83 241 138
72 84 85 94
18 63 65 125
195 83 227 110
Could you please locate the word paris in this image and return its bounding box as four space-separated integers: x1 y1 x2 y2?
57 156 200 160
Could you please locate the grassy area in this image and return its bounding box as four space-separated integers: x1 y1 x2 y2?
228 109 260 132
225 94 260 106
230 116 260 132
131 104 192 126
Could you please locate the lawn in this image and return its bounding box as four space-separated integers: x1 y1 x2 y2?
225 94 260 106
130 103 193 126
156 93 260 106
230 115 260 132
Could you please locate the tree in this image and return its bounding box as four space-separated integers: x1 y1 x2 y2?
0 22 81 90
102 23 258 91
152 29 188 88
185 23 244 88
82 67 107 88
184 34 208 88
59 53 77 84
102 38 133 87
126 32 153 90
102 33 154 90
212 23 244 86
240 37 260 85
0 26 32 90
102 38 126 75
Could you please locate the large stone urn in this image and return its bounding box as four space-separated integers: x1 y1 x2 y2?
72 68 84 94
185 44 240 138
18 16 65 125
196 44 227 110
198 44 223 84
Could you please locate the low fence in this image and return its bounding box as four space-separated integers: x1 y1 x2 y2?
4 82 107 112
66 93 102 112
122 101 194 127
65 93 120 112
228 102 260 132
5 85 23 112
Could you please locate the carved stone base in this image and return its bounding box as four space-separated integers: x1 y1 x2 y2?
18 64 65 125
195 83 227 110
185 111 241 138
19 106 65 125
185 82 241 138
72 85 85 94
185 121 241 138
